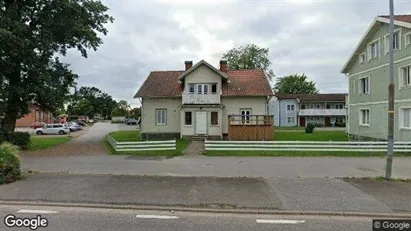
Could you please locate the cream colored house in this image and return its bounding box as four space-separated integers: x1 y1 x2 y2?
134 60 273 139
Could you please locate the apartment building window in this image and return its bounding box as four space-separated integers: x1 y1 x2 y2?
189 84 195 94
184 111 192 125
189 83 217 94
406 32 411 47
326 104 331 109
359 109 370 126
335 104 344 109
316 104 320 109
385 30 401 52
287 105 295 110
359 53 365 64
400 65 411 87
359 77 370 94
156 109 167 125
287 117 295 124
211 84 217 94
400 108 411 129
211 112 218 125
369 40 380 59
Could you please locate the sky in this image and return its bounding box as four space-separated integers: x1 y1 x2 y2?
63 0 411 108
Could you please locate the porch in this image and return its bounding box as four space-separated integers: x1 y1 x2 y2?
228 115 274 141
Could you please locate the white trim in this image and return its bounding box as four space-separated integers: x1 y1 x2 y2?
348 56 411 77
348 98 411 106
359 108 370 126
341 17 411 73
359 52 366 64
155 109 167 126
398 64 411 90
368 38 381 60
399 106 411 129
384 28 402 53
405 31 411 47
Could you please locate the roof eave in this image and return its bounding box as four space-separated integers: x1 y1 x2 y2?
178 60 229 81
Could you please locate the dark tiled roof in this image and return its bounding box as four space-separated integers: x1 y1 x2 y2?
380 14 411 23
274 93 347 102
134 67 273 97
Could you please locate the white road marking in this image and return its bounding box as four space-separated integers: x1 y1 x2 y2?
136 215 179 220
256 219 306 224
17 209 59 214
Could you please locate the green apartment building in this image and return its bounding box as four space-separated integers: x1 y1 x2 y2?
341 15 411 141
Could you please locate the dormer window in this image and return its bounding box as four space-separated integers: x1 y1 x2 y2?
211 84 217 94
187 83 218 94
189 84 195 94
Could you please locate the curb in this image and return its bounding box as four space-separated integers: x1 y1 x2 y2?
1 200 410 218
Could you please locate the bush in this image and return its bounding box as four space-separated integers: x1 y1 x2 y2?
0 142 21 184
335 122 346 127
305 123 315 133
0 132 31 150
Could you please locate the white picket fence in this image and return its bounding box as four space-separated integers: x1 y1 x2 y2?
107 135 176 152
205 140 411 152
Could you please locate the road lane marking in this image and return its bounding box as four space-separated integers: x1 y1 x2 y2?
17 209 59 214
136 215 179 220
256 219 306 224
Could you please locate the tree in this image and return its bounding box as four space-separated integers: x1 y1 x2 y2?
0 0 114 132
222 44 275 80
274 74 319 94
129 107 141 119
111 100 130 117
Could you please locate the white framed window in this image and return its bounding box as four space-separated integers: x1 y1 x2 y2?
240 109 251 124
156 109 167 125
385 29 401 53
189 83 217 95
399 65 411 88
287 105 295 111
316 104 320 109
359 53 366 64
406 32 411 47
287 117 295 124
184 111 192 125
400 107 411 129
368 39 380 59
359 109 370 126
359 76 370 94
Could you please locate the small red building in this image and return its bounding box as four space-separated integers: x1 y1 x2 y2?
15 104 53 127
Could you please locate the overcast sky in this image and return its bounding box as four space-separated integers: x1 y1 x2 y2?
63 0 411 107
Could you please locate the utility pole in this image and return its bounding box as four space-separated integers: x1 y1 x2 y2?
385 0 395 180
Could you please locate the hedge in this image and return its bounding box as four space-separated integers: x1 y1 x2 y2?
0 132 31 150
0 142 21 184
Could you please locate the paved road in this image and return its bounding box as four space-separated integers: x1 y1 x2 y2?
21 154 411 178
0 205 374 231
1 173 409 213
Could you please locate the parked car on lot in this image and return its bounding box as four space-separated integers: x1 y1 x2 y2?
74 120 86 126
30 122 45 129
67 122 82 132
125 118 138 125
35 124 70 135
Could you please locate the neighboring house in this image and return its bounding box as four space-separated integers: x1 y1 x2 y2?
15 104 53 127
269 94 347 127
134 60 273 139
341 15 411 141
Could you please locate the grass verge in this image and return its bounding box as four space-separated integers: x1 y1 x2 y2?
105 130 189 156
205 150 411 157
29 136 72 151
275 131 348 141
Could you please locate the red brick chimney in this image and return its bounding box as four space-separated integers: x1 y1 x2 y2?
220 60 227 72
185 61 193 71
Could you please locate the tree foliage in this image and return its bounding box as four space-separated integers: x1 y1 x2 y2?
222 44 275 80
67 86 117 119
274 74 319 94
0 0 114 132
111 100 129 117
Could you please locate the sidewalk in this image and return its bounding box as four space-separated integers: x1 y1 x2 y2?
21 155 411 178
0 173 409 214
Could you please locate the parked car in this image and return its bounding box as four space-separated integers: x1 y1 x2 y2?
30 122 45 129
67 122 82 132
35 124 70 135
126 118 138 125
74 120 86 126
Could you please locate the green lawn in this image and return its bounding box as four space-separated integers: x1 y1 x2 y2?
105 130 189 156
29 136 72 151
274 126 304 131
275 131 348 141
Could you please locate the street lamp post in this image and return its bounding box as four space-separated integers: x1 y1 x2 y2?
385 0 395 180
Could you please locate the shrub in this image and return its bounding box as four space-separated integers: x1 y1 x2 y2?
0 142 21 184
335 122 346 127
305 123 315 133
0 132 31 150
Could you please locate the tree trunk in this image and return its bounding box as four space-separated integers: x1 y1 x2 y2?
2 111 17 133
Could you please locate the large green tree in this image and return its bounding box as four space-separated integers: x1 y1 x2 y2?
222 44 275 80
0 0 114 132
274 74 319 94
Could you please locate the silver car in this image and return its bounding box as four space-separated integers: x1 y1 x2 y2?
35 124 70 135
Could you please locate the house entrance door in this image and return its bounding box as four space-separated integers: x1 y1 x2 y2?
196 111 207 134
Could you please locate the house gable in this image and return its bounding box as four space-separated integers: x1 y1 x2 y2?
178 60 228 81
183 64 223 95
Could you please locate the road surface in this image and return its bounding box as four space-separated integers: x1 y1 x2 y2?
0 204 373 231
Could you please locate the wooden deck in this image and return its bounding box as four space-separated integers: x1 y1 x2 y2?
228 115 274 141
